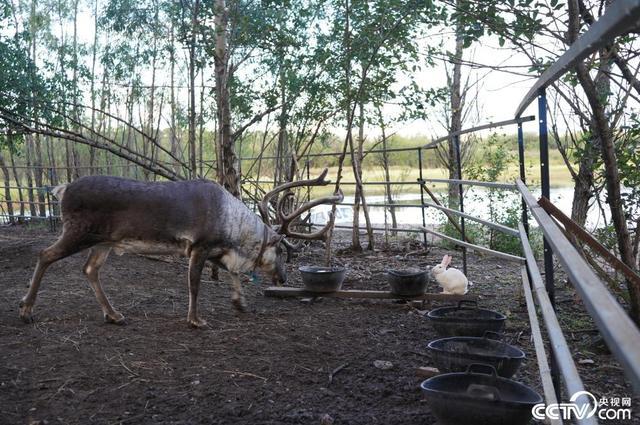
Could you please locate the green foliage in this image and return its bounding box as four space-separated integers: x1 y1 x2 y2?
0 31 67 148
449 0 545 48
462 133 523 255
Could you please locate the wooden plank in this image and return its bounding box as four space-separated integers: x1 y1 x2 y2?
538 196 640 290
417 226 526 264
264 287 477 301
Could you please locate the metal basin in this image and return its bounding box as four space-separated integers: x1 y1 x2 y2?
299 266 346 293
427 301 506 337
387 268 428 297
427 333 525 378
420 364 542 425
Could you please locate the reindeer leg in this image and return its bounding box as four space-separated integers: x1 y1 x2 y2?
230 273 247 312
210 262 219 281
187 247 209 328
83 246 124 325
20 228 92 323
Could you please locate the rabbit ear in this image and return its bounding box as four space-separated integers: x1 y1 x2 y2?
444 255 452 267
440 255 448 265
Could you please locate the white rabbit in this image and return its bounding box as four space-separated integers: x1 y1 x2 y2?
431 254 471 295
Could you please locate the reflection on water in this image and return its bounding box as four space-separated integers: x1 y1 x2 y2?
310 186 611 229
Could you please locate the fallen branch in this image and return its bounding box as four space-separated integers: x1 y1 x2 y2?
328 363 349 384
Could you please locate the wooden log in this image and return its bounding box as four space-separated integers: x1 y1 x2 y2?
264 287 478 301
538 196 640 291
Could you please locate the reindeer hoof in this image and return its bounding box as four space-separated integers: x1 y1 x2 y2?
19 300 34 323
231 297 247 312
104 312 126 325
188 317 207 328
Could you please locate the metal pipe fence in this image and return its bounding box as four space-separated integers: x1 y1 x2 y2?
511 0 640 413
0 0 637 413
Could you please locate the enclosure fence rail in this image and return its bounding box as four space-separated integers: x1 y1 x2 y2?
235 145 437 162
517 180 640 393
514 0 640 118
423 116 536 149
421 200 519 237
520 265 562 425
514 0 640 399
519 222 596 425
421 178 517 190
418 225 525 263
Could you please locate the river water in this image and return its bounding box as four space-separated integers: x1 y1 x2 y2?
310 186 611 229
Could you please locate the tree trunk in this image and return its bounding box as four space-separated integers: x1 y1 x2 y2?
0 151 14 223
28 0 45 216
351 101 363 251
569 0 640 323
188 0 200 178
350 119 375 250
33 135 46 217
25 136 37 218
71 0 80 179
9 146 25 222
448 6 464 211
46 135 60 217
276 64 292 184
144 1 158 181
570 157 595 227
169 20 179 174
378 107 397 235
89 0 99 168
199 71 205 177
214 0 239 197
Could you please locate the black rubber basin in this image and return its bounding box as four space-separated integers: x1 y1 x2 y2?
420 365 542 425
387 269 428 297
299 266 346 293
427 334 525 378
427 301 506 337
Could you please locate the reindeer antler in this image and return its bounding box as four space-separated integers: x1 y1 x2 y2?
257 168 343 241
258 168 331 225
277 189 344 241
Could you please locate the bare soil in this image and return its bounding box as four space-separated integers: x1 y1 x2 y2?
0 225 638 424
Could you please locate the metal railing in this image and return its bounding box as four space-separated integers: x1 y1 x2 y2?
0 0 638 415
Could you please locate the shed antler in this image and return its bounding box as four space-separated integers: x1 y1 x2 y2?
258 168 344 241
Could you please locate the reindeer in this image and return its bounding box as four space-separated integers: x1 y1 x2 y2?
19 169 342 328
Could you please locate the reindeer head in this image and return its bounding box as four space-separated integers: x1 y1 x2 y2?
256 168 344 283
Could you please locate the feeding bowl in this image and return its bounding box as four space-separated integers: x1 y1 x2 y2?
387 268 428 297
299 266 346 293
420 364 542 425
426 301 506 337
427 332 525 378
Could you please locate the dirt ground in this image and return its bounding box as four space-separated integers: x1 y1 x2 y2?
0 225 638 424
